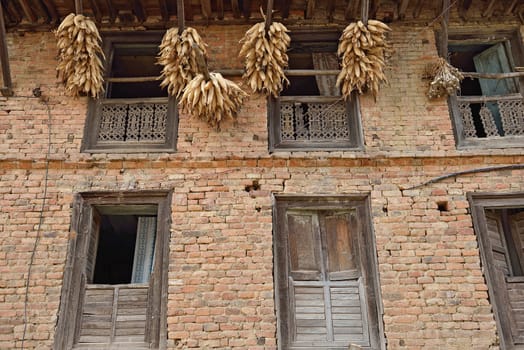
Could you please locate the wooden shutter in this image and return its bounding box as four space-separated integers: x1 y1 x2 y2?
485 210 511 275
85 210 100 283
507 211 524 345
284 210 370 349
473 43 518 96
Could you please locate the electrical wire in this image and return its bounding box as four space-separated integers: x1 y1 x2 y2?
20 96 52 349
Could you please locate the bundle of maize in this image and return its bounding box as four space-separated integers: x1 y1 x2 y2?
336 19 391 99
179 73 247 129
55 13 104 98
239 21 290 96
427 57 464 99
158 27 208 97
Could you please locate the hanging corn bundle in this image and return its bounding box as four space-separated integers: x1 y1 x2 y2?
179 73 247 129
239 21 290 96
336 19 392 100
158 27 208 97
426 57 464 99
55 13 104 98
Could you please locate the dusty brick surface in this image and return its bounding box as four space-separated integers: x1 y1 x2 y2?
0 19 522 350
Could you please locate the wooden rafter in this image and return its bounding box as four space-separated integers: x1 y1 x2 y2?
327 0 336 22
201 0 211 19
458 0 472 19
0 2 13 96
413 0 424 18
183 0 193 21
370 0 380 18
281 0 290 18
505 0 518 15
217 0 224 20
88 0 102 23
105 0 116 22
482 0 496 17
398 0 410 19
158 0 168 21
133 0 146 22
231 0 241 18
243 0 252 19
18 0 38 22
305 0 315 19
345 0 360 21
5 1 22 25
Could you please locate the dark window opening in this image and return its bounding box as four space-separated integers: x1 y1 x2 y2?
268 31 362 151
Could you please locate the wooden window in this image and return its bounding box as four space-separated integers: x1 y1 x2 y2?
81 33 178 153
268 31 363 151
54 191 171 350
443 30 524 149
274 196 384 349
469 192 524 349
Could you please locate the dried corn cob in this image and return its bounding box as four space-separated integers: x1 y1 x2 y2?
426 57 464 99
239 21 290 97
179 73 247 129
158 27 208 97
336 19 392 100
55 13 104 98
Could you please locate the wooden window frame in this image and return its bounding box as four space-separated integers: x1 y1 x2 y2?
81 32 178 153
268 30 364 152
439 29 524 149
273 195 384 350
54 191 171 350
468 192 524 349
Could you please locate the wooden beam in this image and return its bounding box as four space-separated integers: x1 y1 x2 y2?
440 0 450 57
133 0 146 22
482 0 496 17
345 0 360 21
458 0 472 19
305 0 315 19
413 0 424 18
398 0 410 20
18 0 38 22
264 0 274 30
370 0 380 18
158 0 168 21
0 2 13 96
177 0 185 31
75 0 83 14
361 0 369 23
183 0 193 20
201 0 212 19
105 0 116 23
327 0 336 22
231 0 241 18
243 0 252 19
281 0 290 18
5 1 22 25
87 0 102 23
217 0 224 20
505 0 518 15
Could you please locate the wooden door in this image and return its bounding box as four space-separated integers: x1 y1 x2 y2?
279 209 372 349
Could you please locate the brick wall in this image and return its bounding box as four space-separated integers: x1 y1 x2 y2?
0 19 523 349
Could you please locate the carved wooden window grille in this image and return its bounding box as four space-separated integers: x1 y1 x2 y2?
268 31 362 151
82 33 178 153
446 31 524 148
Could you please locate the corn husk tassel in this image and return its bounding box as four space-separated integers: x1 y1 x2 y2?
179 73 247 129
336 19 392 100
55 13 104 98
158 27 208 97
239 21 290 97
427 57 464 99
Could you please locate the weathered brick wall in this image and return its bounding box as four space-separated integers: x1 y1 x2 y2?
0 20 523 349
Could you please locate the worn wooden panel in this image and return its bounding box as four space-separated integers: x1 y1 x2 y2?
507 280 524 344
331 284 367 343
486 212 511 275
325 213 357 277
292 285 327 341
287 213 322 280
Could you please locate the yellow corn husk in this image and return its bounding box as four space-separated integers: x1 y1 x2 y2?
158 27 208 97
336 19 392 100
55 13 104 98
426 57 464 99
239 21 290 97
179 73 247 129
